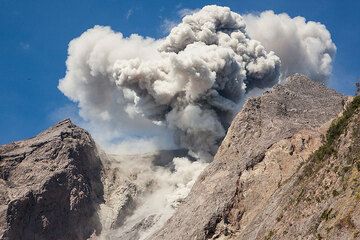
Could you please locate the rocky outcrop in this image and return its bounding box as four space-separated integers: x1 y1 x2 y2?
0 119 104 240
151 74 349 239
233 95 360 240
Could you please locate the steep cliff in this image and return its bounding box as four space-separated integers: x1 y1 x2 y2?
0 119 104 240
152 74 350 239
230 95 360 240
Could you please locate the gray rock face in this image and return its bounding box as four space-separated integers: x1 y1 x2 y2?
0 119 104 240
151 74 347 239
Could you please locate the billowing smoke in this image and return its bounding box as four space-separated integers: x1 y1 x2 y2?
97 154 207 239
59 6 337 158
244 11 336 82
58 5 336 239
59 5 281 159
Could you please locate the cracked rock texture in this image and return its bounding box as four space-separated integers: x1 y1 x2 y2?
151 74 350 239
0 119 104 240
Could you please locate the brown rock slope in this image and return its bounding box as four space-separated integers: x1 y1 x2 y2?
235 95 360 240
152 74 351 239
0 119 104 240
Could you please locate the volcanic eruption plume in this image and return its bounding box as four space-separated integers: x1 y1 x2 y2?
58 5 336 239
59 6 335 159
59 5 283 159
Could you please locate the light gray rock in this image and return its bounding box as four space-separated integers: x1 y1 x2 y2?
151 74 347 240
0 119 104 240
224 96 360 240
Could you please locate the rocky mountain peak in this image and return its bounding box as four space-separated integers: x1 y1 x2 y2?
0 118 104 240
151 74 348 239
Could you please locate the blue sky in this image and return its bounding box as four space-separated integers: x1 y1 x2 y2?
0 0 359 144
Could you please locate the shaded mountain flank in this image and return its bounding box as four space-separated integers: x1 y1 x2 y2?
2 74 360 240
0 120 104 240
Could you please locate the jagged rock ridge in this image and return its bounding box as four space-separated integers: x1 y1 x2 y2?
151 74 349 239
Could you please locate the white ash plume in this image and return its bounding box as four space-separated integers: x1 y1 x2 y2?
58 5 337 239
244 10 336 82
59 5 281 159
98 154 207 240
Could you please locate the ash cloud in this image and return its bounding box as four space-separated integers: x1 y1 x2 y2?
244 11 336 82
58 6 337 159
59 5 281 159
58 5 337 239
